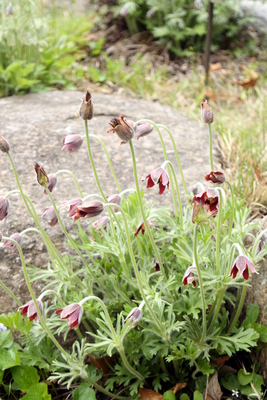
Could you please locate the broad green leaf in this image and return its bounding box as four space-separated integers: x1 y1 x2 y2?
238 369 253 386
163 390 175 400
0 312 32 335
21 383 51 400
180 394 190 400
11 366 40 391
73 383 96 400
0 329 13 349
242 304 260 328
221 374 240 391
193 391 203 400
0 347 21 370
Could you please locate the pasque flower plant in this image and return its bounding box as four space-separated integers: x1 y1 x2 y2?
0 93 265 400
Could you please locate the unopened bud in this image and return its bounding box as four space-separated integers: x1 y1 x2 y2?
201 99 214 124
0 136 10 153
107 115 134 144
205 171 225 184
79 91 93 120
34 163 49 187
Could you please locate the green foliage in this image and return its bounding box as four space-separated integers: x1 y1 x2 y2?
112 0 254 55
73 383 96 400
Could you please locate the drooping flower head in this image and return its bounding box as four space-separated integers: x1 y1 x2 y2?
135 220 154 236
42 206 58 227
56 303 83 330
92 216 110 231
153 258 164 272
135 122 153 140
62 135 83 152
79 91 93 120
143 166 169 195
201 99 214 124
107 115 134 144
229 255 258 280
34 163 49 187
182 266 197 287
0 135 10 153
125 301 145 328
205 171 225 184
61 198 82 218
18 299 43 322
191 188 219 224
0 197 9 221
44 174 57 194
3 233 22 253
74 200 104 221
107 194 121 212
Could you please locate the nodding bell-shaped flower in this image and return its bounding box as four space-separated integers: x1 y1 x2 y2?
182 266 197 287
44 174 57 194
107 115 134 144
229 255 258 280
56 302 83 330
0 197 9 221
79 91 94 120
18 299 43 322
62 135 83 152
61 198 82 218
34 163 49 187
126 301 145 328
205 171 225 184
92 216 110 231
191 188 219 224
135 220 154 236
3 233 22 253
74 200 104 221
42 206 58 227
201 99 214 124
0 135 10 153
107 194 121 206
135 122 153 140
143 166 169 195
153 258 164 272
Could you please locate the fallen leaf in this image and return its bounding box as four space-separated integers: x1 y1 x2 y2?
206 372 223 400
236 69 259 90
209 62 221 72
172 382 187 393
204 89 217 101
138 388 163 400
88 354 112 375
211 355 229 367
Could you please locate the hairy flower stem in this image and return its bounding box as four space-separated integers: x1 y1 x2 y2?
90 134 122 192
215 189 223 274
228 286 247 333
55 170 83 198
135 119 188 201
80 296 145 383
193 225 206 343
225 180 234 238
208 123 214 171
2 236 68 358
129 140 166 280
163 160 183 230
104 203 167 340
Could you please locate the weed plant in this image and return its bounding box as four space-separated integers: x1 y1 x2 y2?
0 93 267 399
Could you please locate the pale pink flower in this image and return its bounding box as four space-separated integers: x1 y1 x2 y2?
56 303 83 330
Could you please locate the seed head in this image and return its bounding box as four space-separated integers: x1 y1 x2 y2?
201 99 214 124
79 91 94 120
34 163 49 187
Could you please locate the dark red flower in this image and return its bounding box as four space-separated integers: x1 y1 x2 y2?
61 198 82 218
205 171 225 184
18 299 43 322
229 255 258 280
153 258 164 272
42 206 58 227
191 189 219 224
135 220 154 236
143 167 169 195
182 266 197 287
74 200 104 221
56 303 83 330
0 197 9 221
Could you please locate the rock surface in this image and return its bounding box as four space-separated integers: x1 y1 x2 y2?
0 90 215 314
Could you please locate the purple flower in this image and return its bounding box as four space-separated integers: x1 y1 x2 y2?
126 301 144 328
191 188 219 224
61 198 82 218
0 197 9 221
0 323 7 331
74 200 104 221
18 299 43 322
229 255 258 280
62 135 83 152
42 206 58 227
56 303 83 330
44 174 57 194
143 167 169 195
135 122 153 140
3 233 22 253
92 216 110 231
182 266 197 287
205 171 225 184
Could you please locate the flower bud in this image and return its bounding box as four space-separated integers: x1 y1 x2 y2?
42 206 58 227
0 135 10 153
74 200 104 221
107 115 134 144
79 91 93 120
92 216 110 231
62 135 83 152
0 197 9 221
201 99 214 124
135 122 153 140
205 171 225 184
44 174 57 194
34 163 49 187
3 233 22 253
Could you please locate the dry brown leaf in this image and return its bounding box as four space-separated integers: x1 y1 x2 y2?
236 69 259 90
88 354 111 375
204 89 217 101
209 62 221 72
211 355 229 367
172 382 187 393
138 388 163 400
206 372 223 400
